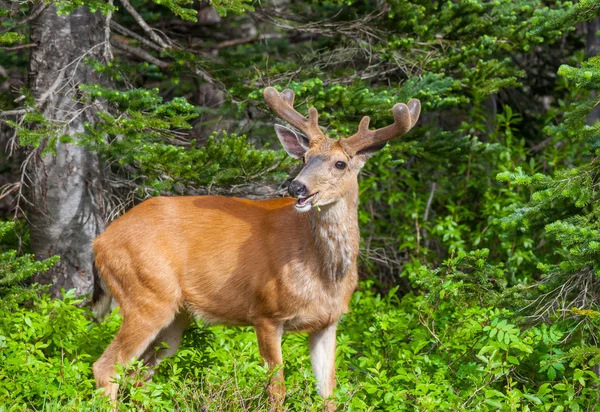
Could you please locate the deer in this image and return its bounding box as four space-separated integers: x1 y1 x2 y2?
91 86 420 409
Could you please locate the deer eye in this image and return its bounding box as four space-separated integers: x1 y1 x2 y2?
335 161 347 170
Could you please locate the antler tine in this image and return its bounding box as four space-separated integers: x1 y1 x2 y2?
264 87 323 141
343 99 421 155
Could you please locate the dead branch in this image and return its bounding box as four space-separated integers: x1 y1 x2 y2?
0 1 48 35
0 43 38 51
422 181 437 248
0 108 33 117
104 0 114 62
254 5 388 46
110 37 169 69
119 0 169 49
110 20 164 53
213 33 286 50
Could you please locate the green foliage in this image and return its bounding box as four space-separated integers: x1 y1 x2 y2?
530 0 600 38
54 0 115 15
77 84 293 194
152 0 198 21
204 0 254 17
115 131 293 194
1 284 599 411
0 32 24 45
0 222 58 296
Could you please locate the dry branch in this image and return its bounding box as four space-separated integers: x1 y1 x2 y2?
0 43 38 51
110 37 169 69
119 0 169 49
110 20 164 52
0 1 48 35
0 108 33 117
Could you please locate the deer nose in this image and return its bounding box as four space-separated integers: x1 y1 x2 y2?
288 181 308 198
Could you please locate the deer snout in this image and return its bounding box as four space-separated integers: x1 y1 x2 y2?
288 181 308 198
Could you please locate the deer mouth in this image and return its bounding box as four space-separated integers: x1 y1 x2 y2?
295 192 319 212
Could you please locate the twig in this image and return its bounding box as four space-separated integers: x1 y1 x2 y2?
110 20 163 52
119 0 169 49
0 108 33 117
422 181 437 248
104 0 114 62
0 43 38 51
423 181 437 222
0 2 48 35
213 33 286 49
37 70 65 107
0 182 20 202
110 37 169 69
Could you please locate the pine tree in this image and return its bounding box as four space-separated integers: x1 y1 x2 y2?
497 1 600 374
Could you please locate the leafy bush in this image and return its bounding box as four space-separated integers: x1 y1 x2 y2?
1 282 599 411
0 221 57 296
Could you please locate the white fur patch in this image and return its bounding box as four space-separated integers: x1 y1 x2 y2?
309 323 337 397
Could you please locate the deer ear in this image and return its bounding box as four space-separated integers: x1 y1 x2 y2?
274 124 309 158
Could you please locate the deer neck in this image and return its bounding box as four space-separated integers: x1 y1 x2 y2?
308 184 360 282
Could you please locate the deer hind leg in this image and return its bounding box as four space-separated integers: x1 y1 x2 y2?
92 308 177 401
254 319 285 409
140 311 192 380
309 322 337 410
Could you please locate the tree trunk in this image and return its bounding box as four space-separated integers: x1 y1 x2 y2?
584 18 600 384
27 6 108 297
585 17 600 125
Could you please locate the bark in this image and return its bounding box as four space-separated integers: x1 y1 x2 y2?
27 6 107 297
585 18 600 384
585 17 600 125
585 17 600 57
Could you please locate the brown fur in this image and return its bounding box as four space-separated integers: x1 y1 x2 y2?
93 89 420 409
92 191 358 406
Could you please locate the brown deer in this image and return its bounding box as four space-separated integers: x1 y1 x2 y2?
91 87 420 408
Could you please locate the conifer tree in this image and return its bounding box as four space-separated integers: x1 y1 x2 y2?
498 0 600 374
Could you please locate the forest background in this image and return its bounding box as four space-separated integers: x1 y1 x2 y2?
1 0 600 410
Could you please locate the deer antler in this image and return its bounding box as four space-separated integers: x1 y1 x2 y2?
264 87 324 142
342 99 421 155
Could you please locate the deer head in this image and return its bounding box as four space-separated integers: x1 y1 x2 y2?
265 87 421 212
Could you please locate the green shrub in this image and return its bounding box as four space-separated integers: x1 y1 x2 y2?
1 281 599 411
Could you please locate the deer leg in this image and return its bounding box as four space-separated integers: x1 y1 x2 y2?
93 310 176 401
309 322 337 410
254 319 285 408
140 312 191 380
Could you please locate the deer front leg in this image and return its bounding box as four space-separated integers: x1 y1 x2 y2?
254 319 285 409
309 322 337 411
